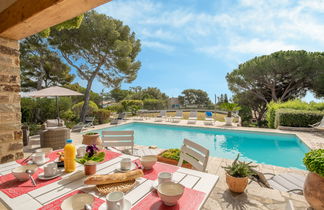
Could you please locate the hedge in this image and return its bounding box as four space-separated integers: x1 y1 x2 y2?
276 109 324 127
266 100 324 128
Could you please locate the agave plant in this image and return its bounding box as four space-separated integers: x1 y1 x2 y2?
223 154 256 178
220 102 241 117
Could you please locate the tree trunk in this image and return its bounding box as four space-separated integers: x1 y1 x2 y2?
80 75 96 122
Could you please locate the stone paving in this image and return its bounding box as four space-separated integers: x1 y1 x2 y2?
22 118 323 210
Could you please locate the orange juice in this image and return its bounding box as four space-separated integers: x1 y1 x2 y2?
64 139 76 173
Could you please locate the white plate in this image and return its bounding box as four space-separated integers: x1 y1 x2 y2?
98 199 131 210
61 193 94 210
115 163 137 173
38 172 62 180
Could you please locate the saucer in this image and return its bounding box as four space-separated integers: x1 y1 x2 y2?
115 163 137 173
98 199 131 210
38 172 62 180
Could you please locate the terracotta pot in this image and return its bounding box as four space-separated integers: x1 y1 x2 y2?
304 172 324 210
226 173 248 193
157 156 192 169
82 134 102 145
84 163 97 175
224 117 233 126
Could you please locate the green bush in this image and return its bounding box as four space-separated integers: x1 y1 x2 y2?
143 99 166 110
94 109 111 124
276 109 324 127
303 149 324 177
161 149 181 161
266 100 324 128
72 100 98 116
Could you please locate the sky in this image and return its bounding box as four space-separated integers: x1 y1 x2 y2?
75 0 324 102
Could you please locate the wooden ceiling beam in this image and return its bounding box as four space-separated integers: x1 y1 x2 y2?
0 0 110 40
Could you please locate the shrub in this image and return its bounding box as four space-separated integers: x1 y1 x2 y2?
276 109 324 127
60 110 77 121
303 149 324 177
94 109 111 124
106 103 124 113
223 154 256 178
121 100 143 111
143 99 166 110
72 100 98 116
266 100 324 128
161 149 181 161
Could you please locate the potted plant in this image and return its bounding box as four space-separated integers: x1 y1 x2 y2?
303 149 324 209
220 103 241 126
82 132 102 145
157 149 192 169
75 145 105 175
223 154 255 193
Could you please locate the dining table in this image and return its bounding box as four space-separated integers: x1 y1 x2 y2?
0 148 219 210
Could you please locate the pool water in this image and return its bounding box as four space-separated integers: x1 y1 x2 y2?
94 122 309 170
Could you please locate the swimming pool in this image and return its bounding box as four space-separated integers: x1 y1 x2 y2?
93 122 309 170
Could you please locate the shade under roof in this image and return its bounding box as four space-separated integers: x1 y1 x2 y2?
25 86 83 97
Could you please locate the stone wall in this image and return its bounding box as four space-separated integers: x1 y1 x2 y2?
0 37 23 163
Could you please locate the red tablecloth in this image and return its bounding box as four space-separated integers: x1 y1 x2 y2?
133 160 178 180
132 188 206 210
0 168 61 198
38 190 105 210
16 149 63 165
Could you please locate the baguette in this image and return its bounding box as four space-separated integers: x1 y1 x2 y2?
84 169 144 185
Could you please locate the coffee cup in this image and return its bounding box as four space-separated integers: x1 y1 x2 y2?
44 162 58 177
77 146 87 157
32 152 46 165
120 158 131 171
158 172 172 184
106 191 124 210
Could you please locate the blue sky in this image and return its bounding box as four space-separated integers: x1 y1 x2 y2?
75 0 324 101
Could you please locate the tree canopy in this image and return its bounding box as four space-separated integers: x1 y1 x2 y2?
226 50 324 104
49 11 141 121
20 34 74 91
178 89 211 108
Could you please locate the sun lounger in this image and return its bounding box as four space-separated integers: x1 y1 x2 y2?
187 111 197 124
71 116 95 132
172 110 183 123
155 110 166 122
204 111 214 125
251 170 305 195
110 113 126 125
310 116 324 131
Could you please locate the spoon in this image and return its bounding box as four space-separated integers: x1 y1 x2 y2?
25 169 37 186
84 204 92 210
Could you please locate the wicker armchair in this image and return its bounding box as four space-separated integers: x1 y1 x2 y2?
40 127 70 150
42 119 65 130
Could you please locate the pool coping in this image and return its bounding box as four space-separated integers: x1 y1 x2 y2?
83 119 323 151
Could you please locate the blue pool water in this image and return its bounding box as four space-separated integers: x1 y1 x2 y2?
93 122 309 169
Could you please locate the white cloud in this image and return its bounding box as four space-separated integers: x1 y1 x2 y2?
141 41 174 52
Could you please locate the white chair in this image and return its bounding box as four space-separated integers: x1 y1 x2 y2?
155 110 166 122
178 138 209 172
187 111 197 124
204 111 214 125
102 130 134 154
172 110 183 123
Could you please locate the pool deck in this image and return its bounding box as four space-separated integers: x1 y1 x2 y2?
24 118 324 210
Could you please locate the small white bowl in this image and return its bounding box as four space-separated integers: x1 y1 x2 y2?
35 148 53 157
12 165 38 181
140 155 157 170
157 182 184 206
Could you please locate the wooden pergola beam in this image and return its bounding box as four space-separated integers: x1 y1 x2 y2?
0 0 110 40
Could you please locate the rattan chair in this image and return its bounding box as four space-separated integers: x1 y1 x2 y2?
40 127 70 150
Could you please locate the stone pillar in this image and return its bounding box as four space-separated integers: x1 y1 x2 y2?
0 37 23 163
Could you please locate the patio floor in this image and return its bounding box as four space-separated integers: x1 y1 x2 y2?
21 118 321 210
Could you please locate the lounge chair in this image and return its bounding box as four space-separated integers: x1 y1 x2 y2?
110 113 126 125
310 116 324 130
71 117 95 132
251 170 305 195
187 111 197 124
155 110 166 122
204 111 214 125
172 110 183 123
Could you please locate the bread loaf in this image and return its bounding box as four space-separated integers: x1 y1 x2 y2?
84 169 144 185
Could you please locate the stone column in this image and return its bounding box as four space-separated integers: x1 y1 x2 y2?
0 37 23 163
